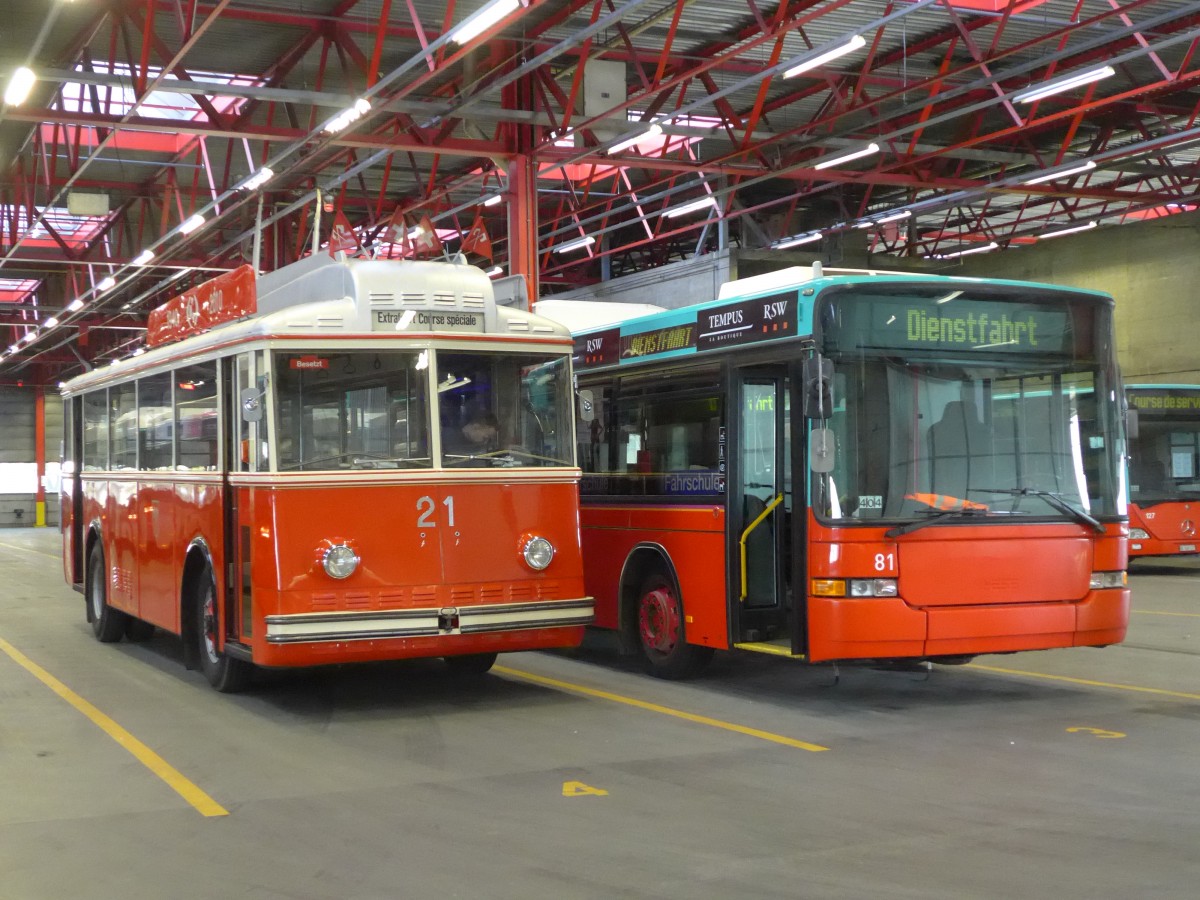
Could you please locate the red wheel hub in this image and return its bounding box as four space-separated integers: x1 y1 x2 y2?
639 586 679 655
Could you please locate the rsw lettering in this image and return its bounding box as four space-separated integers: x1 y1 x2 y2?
587 338 604 353
763 301 788 320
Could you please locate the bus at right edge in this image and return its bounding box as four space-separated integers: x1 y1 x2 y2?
1126 384 1200 559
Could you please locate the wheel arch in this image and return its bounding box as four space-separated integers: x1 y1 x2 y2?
617 542 682 654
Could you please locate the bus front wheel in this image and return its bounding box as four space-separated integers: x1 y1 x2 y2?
636 573 712 679
87 545 128 643
193 566 252 693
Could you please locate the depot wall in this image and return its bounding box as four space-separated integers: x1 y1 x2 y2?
0 388 60 528
922 214 1200 384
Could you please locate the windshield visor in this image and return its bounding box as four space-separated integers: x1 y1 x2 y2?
813 285 1126 525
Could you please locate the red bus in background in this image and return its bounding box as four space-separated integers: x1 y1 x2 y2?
60 254 591 691
1126 384 1200 558
565 265 1129 678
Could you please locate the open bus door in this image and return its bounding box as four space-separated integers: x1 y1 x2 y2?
730 366 803 656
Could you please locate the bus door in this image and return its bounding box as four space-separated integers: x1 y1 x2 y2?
732 369 794 648
222 353 260 648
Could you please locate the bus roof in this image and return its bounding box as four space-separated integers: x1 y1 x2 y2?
62 254 570 395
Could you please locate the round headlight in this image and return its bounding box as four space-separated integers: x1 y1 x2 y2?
322 543 360 579
522 536 555 571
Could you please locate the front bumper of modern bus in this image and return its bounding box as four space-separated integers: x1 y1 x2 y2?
1128 528 1199 557
805 586 1129 664
258 598 594 665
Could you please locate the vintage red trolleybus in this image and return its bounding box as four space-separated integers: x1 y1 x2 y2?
1125 384 1200 558
60 253 592 691
566 265 1130 677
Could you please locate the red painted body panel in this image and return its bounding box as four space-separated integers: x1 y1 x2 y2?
581 505 727 648
72 475 587 668
579 498 1129 664
1129 502 1200 558
805 514 1129 662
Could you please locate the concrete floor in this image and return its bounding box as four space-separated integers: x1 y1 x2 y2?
1 528 1197 899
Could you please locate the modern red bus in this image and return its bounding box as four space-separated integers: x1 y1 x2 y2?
567 265 1129 677
1126 384 1200 558
60 253 591 691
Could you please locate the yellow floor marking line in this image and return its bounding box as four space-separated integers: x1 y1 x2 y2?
0 539 62 561
495 665 828 752
0 637 228 817
967 662 1200 702
1132 609 1200 618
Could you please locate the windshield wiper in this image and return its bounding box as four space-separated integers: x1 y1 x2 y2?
977 487 1105 533
885 507 991 537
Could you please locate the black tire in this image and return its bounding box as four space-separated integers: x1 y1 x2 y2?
193 565 252 693
636 572 713 679
125 618 156 642
87 545 128 643
444 652 498 677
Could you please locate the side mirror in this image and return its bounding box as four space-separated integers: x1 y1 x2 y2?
802 356 834 419
809 427 836 473
240 387 263 422
1126 406 1139 441
578 389 595 423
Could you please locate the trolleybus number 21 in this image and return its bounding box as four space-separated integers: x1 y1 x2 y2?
416 495 456 527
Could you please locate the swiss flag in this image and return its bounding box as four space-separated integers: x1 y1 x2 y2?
461 214 493 261
410 214 443 257
328 211 360 256
382 207 409 250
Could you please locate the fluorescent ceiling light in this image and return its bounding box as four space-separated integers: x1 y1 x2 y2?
1038 221 1097 240
450 0 520 45
44 317 59 328
662 196 717 218
240 167 274 191
485 266 503 277
132 249 155 266
178 213 205 235
67 298 84 312
4 66 36 107
783 35 866 79
814 142 879 170
1014 66 1115 104
935 241 999 259
854 220 874 229
22 331 37 343
323 98 371 134
97 276 116 292
875 210 912 224
556 235 596 253
608 123 662 155
132 347 145 356
1023 160 1096 185
482 194 503 207
7 344 18 354
773 232 823 249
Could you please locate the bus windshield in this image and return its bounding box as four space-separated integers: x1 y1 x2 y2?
814 286 1126 525
1127 389 1200 505
273 349 574 471
437 351 573 468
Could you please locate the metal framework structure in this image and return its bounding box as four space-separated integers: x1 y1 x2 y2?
2 0 1199 385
